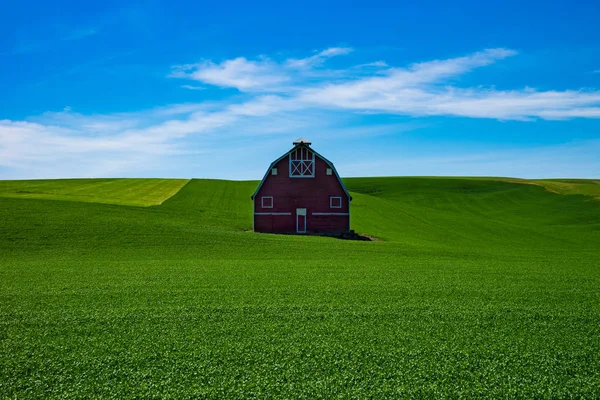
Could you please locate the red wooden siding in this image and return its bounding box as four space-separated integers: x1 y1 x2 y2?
253 145 351 234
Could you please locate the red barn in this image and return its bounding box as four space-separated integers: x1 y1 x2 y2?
251 138 352 234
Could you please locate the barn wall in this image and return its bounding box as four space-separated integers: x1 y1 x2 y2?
309 214 349 232
254 153 350 233
254 214 295 233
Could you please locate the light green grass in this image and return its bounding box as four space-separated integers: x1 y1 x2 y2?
528 178 600 199
0 178 189 206
1 177 599 398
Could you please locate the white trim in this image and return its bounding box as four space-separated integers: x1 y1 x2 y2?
312 212 349 216
254 212 292 215
261 196 273 208
330 196 342 208
348 200 351 232
289 149 315 178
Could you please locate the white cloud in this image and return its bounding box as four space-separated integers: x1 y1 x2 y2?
285 47 353 68
0 97 309 178
170 47 600 121
0 116 196 179
180 85 206 90
318 47 354 57
354 61 388 68
2 47 600 179
170 47 355 92
170 57 290 91
29 110 140 134
405 48 517 84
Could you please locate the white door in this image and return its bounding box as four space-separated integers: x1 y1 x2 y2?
296 208 306 233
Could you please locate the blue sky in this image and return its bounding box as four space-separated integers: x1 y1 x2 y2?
1 0 599 179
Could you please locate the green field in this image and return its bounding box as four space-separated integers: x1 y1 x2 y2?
1 177 599 398
527 178 600 199
0 178 189 206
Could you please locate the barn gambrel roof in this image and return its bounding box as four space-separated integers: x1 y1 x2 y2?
251 144 353 200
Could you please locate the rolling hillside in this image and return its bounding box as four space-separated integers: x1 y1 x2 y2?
0 178 189 206
1 177 599 398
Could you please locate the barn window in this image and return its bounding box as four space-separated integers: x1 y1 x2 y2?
326 168 332 175
262 196 273 208
330 196 342 208
289 147 315 178
271 168 278 175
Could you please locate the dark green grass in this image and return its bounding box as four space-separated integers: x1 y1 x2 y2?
0 178 189 206
1 178 599 398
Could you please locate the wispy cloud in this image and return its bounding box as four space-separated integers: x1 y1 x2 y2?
170 58 289 91
285 47 354 68
170 47 355 92
2 47 600 179
180 85 206 91
171 47 600 121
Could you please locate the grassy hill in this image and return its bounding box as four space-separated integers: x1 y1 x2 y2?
526 178 600 199
0 178 189 206
1 177 599 398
